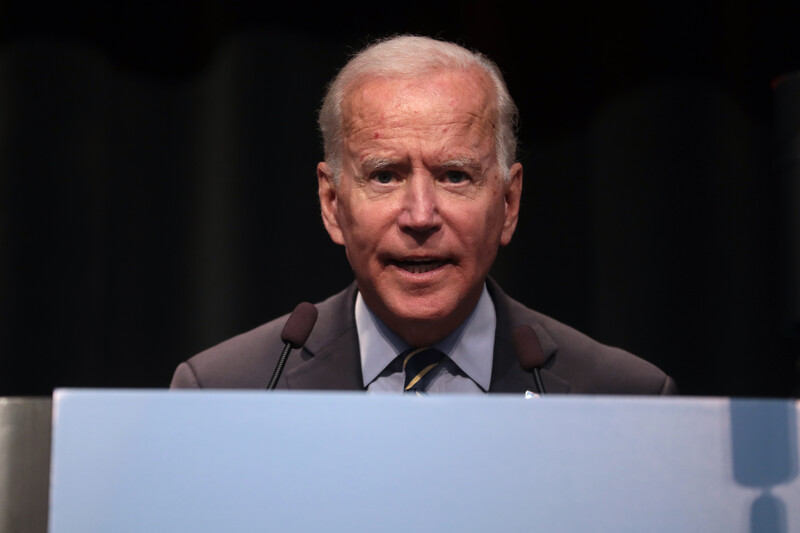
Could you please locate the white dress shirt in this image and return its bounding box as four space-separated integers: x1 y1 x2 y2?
356 284 496 393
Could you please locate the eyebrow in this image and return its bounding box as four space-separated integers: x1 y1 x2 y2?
359 155 484 174
360 156 399 171
439 157 483 174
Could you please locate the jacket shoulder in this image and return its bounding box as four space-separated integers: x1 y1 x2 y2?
170 314 288 389
490 280 676 395
170 285 356 389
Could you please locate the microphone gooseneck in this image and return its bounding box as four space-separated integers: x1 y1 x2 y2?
513 325 546 395
267 302 318 390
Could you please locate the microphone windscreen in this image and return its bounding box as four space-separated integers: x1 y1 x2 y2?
280 302 319 349
513 325 546 370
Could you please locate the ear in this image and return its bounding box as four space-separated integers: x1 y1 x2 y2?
500 162 523 246
317 162 345 245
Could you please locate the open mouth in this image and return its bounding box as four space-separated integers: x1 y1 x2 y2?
392 259 448 274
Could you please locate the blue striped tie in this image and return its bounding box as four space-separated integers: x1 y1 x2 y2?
402 347 445 393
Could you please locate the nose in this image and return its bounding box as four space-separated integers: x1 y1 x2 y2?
398 174 441 234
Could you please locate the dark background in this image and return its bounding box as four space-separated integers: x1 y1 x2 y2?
2 0 799 397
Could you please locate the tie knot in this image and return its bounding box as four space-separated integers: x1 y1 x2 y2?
401 347 445 392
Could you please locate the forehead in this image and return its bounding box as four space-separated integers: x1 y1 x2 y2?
341 68 496 139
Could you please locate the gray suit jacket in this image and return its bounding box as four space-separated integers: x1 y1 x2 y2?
171 279 677 394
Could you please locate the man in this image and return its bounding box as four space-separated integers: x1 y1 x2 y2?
171 35 677 395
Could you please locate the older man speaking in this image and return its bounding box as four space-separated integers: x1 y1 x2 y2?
171 36 677 395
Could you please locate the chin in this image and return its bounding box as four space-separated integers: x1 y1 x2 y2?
360 275 479 333
394 303 454 324
384 294 462 332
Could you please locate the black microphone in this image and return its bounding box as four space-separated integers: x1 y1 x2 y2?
513 325 546 395
267 302 318 390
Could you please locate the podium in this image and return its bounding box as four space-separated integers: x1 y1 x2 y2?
46 390 800 532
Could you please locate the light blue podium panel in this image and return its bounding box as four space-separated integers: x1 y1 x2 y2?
48 390 799 533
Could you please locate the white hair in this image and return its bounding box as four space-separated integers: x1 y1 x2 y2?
318 35 519 183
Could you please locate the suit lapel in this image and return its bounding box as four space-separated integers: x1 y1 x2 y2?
285 332 364 390
283 283 364 391
487 279 571 394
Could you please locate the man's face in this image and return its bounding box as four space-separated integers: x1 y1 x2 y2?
318 68 522 346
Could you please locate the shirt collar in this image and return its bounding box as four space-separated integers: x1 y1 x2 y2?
356 284 496 391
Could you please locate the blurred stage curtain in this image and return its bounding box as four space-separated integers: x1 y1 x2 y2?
0 32 353 393
0 30 795 396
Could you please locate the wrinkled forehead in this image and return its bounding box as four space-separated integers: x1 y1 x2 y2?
341 68 497 135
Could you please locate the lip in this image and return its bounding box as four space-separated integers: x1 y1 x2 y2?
386 257 452 275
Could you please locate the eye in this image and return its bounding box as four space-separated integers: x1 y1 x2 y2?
372 171 394 184
444 170 469 184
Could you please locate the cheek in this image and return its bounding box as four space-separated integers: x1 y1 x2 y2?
449 211 491 252
473 204 507 250
487 195 509 230
340 203 389 251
